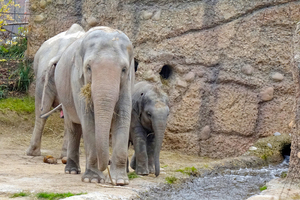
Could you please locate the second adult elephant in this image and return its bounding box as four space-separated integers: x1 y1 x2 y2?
26 24 85 157
55 27 135 185
129 81 169 177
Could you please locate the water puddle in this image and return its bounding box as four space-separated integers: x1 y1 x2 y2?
137 159 289 200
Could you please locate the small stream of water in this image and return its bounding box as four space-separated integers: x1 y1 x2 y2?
137 158 289 200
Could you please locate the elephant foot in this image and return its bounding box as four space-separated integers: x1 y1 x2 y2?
135 167 149 176
26 146 41 156
106 176 129 186
148 166 155 175
81 169 105 183
65 158 81 174
108 167 129 186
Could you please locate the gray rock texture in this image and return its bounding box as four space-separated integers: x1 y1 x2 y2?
27 0 298 158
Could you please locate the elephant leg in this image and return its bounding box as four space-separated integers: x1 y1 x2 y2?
26 87 54 156
109 103 131 185
60 125 68 158
147 135 155 174
81 112 105 183
64 115 82 174
133 133 149 176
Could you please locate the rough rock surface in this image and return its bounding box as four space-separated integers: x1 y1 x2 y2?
28 0 299 158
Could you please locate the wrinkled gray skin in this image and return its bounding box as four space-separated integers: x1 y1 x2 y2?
129 81 169 177
54 27 135 185
26 24 85 157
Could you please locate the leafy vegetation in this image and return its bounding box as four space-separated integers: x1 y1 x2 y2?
0 0 20 34
0 96 35 113
165 176 178 184
176 166 199 176
15 61 33 92
128 171 140 180
0 85 7 99
36 192 85 200
259 185 267 191
281 171 288 178
10 192 30 198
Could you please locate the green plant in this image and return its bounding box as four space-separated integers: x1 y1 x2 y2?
281 171 288 178
15 62 33 92
176 166 198 176
165 176 178 184
36 192 84 200
0 85 7 99
260 185 267 191
10 192 30 198
0 26 27 59
0 36 27 58
128 171 139 180
0 0 20 34
261 154 268 160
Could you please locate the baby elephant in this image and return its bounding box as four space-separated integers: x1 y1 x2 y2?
129 81 169 177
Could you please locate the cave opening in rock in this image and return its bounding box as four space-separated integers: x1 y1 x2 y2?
281 143 291 163
134 59 139 72
159 65 172 79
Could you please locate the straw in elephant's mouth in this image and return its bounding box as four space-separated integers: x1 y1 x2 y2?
80 83 93 110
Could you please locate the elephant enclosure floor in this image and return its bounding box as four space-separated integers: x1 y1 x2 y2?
0 110 215 199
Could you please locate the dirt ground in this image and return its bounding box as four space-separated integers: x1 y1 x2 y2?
0 110 217 199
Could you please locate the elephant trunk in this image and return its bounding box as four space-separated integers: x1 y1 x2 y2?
153 119 167 177
92 66 120 171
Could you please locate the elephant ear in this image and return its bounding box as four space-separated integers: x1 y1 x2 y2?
129 58 135 94
132 91 144 118
74 51 83 80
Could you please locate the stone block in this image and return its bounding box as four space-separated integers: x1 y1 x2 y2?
213 85 258 136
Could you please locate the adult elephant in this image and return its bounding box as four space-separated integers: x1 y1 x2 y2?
26 24 85 157
129 81 169 177
54 27 135 185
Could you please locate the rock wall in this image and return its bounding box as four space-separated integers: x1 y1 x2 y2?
28 0 300 158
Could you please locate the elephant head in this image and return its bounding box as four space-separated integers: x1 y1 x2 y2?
74 27 135 171
133 82 169 176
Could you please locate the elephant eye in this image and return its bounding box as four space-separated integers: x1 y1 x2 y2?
122 67 126 73
87 65 91 72
147 111 151 118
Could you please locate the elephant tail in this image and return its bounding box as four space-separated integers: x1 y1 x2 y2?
40 103 62 119
40 57 59 112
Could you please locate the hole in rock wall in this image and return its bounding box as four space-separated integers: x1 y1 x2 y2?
281 143 291 163
134 59 139 72
159 65 172 79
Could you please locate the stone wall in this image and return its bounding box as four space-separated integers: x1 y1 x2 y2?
28 0 300 158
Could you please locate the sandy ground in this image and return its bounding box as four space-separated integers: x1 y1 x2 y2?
0 111 216 199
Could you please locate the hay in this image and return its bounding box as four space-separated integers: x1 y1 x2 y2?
80 83 93 110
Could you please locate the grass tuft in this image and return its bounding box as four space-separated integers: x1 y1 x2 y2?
165 176 178 184
36 192 84 200
260 185 267 191
128 171 140 180
176 166 198 176
10 192 30 198
0 96 35 114
281 171 288 178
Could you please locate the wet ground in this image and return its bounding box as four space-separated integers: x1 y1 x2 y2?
136 160 289 200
